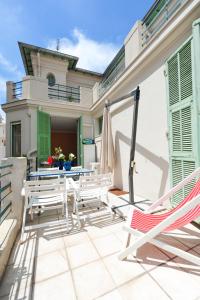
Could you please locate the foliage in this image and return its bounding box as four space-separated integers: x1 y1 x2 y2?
68 153 76 161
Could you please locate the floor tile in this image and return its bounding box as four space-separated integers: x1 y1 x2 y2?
67 240 99 269
36 235 65 257
96 289 123 300
93 234 122 257
72 260 115 300
118 274 171 300
63 230 90 247
149 259 200 300
87 225 112 239
34 249 69 283
33 272 76 300
103 253 145 286
135 243 171 271
163 225 200 249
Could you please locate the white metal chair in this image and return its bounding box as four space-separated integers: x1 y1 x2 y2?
20 177 69 242
72 173 112 228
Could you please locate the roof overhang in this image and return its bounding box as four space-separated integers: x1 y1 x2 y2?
18 42 79 75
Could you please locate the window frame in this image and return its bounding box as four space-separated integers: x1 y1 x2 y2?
47 73 56 86
10 121 21 157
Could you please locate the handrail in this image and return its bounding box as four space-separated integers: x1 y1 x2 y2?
48 83 80 102
142 0 188 46
12 81 22 99
98 56 125 98
0 164 13 224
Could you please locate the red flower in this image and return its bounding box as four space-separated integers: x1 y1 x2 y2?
47 156 53 165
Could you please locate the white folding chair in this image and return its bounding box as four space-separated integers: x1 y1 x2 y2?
72 173 112 228
20 177 69 242
118 167 200 265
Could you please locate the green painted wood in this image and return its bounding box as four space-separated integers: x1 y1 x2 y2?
166 37 198 207
0 164 13 169
0 182 11 194
37 110 51 165
192 19 200 168
0 202 12 224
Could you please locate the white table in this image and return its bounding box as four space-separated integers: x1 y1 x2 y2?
28 168 94 180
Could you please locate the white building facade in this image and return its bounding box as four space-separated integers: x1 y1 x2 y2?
2 0 200 204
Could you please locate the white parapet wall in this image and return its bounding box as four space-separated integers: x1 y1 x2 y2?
0 157 27 281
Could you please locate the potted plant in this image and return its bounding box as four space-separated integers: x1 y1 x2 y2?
64 153 76 171
58 153 65 170
53 147 65 170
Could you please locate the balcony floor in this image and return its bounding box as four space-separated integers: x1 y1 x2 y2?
0 194 200 300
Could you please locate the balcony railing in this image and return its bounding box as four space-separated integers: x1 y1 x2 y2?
98 47 125 98
48 84 80 103
0 164 13 224
12 81 22 99
142 0 188 47
98 59 125 98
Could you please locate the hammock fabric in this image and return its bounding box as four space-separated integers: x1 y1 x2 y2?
131 179 200 232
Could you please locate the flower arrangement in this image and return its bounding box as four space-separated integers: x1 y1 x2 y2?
48 148 76 170
68 153 76 161
53 146 65 161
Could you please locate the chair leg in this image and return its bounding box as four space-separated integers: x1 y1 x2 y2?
64 201 69 233
75 202 81 229
29 208 33 221
126 233 131 248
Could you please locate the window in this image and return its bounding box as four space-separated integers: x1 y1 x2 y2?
166 38 197 206
47 73 56 86
98 116 103 135
11 122 21 157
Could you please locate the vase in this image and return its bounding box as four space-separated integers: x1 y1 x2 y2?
64 161 71 171
59 160 64 170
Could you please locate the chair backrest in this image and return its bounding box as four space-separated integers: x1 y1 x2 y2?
79 173 112 191
37 167 59 172
131 178 200 232
71 166 82 171
24 178 66 199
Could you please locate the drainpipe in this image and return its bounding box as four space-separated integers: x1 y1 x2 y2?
37 51 41 77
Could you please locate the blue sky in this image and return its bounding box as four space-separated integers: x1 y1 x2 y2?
0 0 154 112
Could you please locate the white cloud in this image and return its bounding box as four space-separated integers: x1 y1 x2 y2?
0 53 22 78
0 76 6 93
47 29 120 73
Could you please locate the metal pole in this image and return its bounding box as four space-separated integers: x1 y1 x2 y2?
129 86 140 204
104 86 140 212
105 90 136 108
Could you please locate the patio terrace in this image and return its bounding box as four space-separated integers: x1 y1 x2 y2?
0 192 200 300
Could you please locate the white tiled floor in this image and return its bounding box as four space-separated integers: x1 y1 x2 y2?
0 193 200 300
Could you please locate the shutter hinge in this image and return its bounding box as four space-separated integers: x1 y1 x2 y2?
163 70 167 77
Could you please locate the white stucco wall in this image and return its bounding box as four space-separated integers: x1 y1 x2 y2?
31 53 69 84
5 108 37 157
66 70 101 88
124 21 142 68
0 123 6 159
93 1 199 200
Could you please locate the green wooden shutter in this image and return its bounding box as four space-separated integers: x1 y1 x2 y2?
37 110 51 165
192 18 200 167
167 39 197 206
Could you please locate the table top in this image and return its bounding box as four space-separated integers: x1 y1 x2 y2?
28 168 94 178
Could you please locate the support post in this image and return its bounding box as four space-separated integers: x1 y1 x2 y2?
129 86 140 204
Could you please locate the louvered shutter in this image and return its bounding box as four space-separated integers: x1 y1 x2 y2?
37 111 51 164
167 39 196 206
